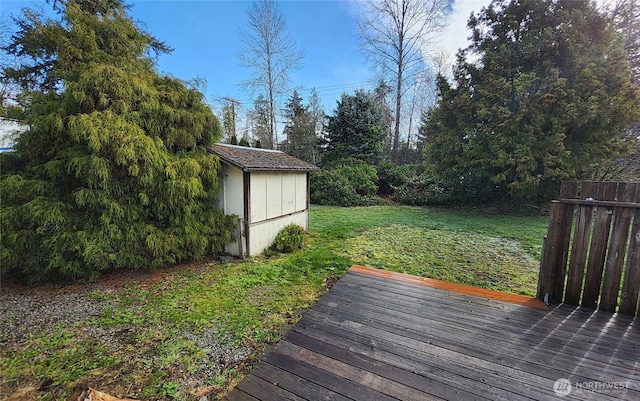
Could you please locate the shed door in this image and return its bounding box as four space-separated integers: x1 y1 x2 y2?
250 172 307 223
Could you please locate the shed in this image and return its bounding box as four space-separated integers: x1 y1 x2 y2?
0 117 28 152
208 143 320 257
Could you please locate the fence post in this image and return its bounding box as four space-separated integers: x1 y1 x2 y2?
537 235 550 303
537 203 566 303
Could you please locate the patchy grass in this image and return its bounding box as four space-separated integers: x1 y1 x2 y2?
0 205 548 400
347 225 539 295
313 206 548 296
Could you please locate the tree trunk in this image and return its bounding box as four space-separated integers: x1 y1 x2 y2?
393 23 404 163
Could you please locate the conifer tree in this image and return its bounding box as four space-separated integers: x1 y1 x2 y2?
249 95 272 149
0 0 234 282
423 0 640 201
282 90 317 164
323 89 386 166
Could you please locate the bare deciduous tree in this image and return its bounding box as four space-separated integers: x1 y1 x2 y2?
357 0 447 162
238 0 304 149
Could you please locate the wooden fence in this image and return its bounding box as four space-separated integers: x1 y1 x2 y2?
537 181 640 316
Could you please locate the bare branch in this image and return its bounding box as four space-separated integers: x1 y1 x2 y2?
237 0 304 149
357 0 447 162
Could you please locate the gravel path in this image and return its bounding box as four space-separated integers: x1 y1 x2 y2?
0 291 113 346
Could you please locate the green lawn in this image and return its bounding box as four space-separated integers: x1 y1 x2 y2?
313 206 549 295
0 205 548 401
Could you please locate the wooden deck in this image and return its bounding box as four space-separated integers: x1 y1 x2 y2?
224 265 640 401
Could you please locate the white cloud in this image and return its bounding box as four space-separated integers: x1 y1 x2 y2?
435 0 493 76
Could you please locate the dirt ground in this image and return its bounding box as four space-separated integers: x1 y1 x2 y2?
0 258 220 296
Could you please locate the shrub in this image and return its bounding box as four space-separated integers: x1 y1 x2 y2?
377 161 420 196
0 2 235 282
310 158 383 206
330 158 378 196
392 173 449 205
439 170 501 205
310 170 358 206
272 224 306 253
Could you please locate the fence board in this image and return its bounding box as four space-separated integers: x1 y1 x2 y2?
619 187 640 315
553 181 578 302
537 202 571 303
537 182 578 303
582 182 618 309
564 182 597 304
599 183 638 312
537 181 640 316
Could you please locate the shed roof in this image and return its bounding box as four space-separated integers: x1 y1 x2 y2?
207 143 320 172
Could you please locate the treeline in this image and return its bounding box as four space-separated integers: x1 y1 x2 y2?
229 0 640 207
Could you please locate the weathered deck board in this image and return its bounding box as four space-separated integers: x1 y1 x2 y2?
224 266 640 401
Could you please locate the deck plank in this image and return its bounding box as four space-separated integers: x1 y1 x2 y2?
250 363 352 401
300 306 635 400
323 278 640 367
283 332 459 401
329 275 639 345
224 388 259 401
345 272 639 338
235 374 306 401
291 319 559 401
264 349 398 401
224 266 640 401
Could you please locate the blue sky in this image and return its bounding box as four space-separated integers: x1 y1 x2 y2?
1 0 492 118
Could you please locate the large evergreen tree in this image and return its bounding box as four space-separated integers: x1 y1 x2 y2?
0 0 234 282
423 0 640 201
323 89 387 166
281 90 318 164
249 94 272 148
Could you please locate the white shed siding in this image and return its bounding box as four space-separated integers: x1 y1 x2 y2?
221 165 244 217
266 173 282 219
281 174 297 215
251 173 268 222
295 174 307 211
250 171 306 224
243 170 310 256
247 210 309 256
221 165 246 256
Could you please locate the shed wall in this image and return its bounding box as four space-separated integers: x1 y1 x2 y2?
248 211 309 256
247 171 309 256
0 118 28 152
220 165 245 256
250 172 307 224
218 166 310 257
